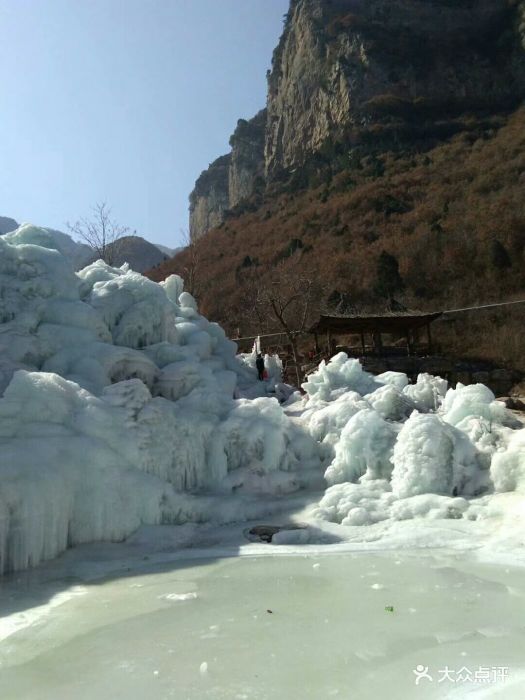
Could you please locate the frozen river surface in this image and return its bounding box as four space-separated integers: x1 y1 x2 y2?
1 549 525 700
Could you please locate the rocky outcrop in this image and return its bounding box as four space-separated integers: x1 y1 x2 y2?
517 0 525 48
189 0 525 234
228 109 266 207
189 154 231 240
189 112 266 240
265 0 525 177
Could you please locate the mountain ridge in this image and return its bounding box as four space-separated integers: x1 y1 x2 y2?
188 0 525 239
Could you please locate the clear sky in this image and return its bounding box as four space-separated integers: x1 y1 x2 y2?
0 0 288 248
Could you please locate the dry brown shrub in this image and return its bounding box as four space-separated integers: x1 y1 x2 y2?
146 108 525 368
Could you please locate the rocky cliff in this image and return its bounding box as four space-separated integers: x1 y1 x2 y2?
189 154 231 240
265 0 525 176
189 0 525 237
189 111 266 240
228 109 266 207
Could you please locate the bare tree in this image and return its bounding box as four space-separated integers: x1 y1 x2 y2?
180 228 200 297
67 202 129 265
239 259 323 386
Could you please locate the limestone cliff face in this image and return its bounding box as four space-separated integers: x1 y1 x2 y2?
189 154 231 241
189 112 266 240
228 109 266 207
265 0 525 176
189 0 525 236
517 0 525 47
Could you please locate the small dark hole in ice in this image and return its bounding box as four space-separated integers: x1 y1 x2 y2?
247 525 281 542
244 524 307 543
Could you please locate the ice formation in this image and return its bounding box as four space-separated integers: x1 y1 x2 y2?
0 225 524 574
0 225 320 573
305 355 522 531
3 223 92 270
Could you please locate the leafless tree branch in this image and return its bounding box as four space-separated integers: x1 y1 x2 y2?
67 202 129 265
180 228 200 297
236 257 324 386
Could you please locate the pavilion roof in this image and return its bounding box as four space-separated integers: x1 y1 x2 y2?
308 311 442 335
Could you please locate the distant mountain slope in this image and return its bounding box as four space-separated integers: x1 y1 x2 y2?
100 235 169 272
154 243 181 258
148 107 525 371
156 0 525 372
0 216 19 234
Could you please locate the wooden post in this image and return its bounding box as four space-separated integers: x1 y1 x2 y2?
406 330 411 356
426 323 432 354
372 332 383 356
360 332 365 356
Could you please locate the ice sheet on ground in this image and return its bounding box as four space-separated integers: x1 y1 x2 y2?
1 549 524 700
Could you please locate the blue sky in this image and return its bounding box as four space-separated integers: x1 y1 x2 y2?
0 0 288 248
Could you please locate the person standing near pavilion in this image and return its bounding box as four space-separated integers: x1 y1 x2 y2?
256 353 265 381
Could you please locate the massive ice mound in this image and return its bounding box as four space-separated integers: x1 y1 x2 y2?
390 413 483 499
302 352 381 401
491 428 525 493
325 409 398 485
303 354 523 532
0 226 321 573
3 223 92 269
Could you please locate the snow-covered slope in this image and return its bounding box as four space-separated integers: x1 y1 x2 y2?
0 223 524 575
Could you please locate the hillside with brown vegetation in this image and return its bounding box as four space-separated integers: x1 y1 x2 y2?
148 107 525 370
188 0 525 240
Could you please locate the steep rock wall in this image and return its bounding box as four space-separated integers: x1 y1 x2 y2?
265 0 525 177
228 109 267 208
189 0 525 235
189 112 266 240
189 154 231 241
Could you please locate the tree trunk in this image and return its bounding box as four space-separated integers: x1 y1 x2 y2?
289 334 302 388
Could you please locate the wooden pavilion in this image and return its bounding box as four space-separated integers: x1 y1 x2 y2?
308 311 442 357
